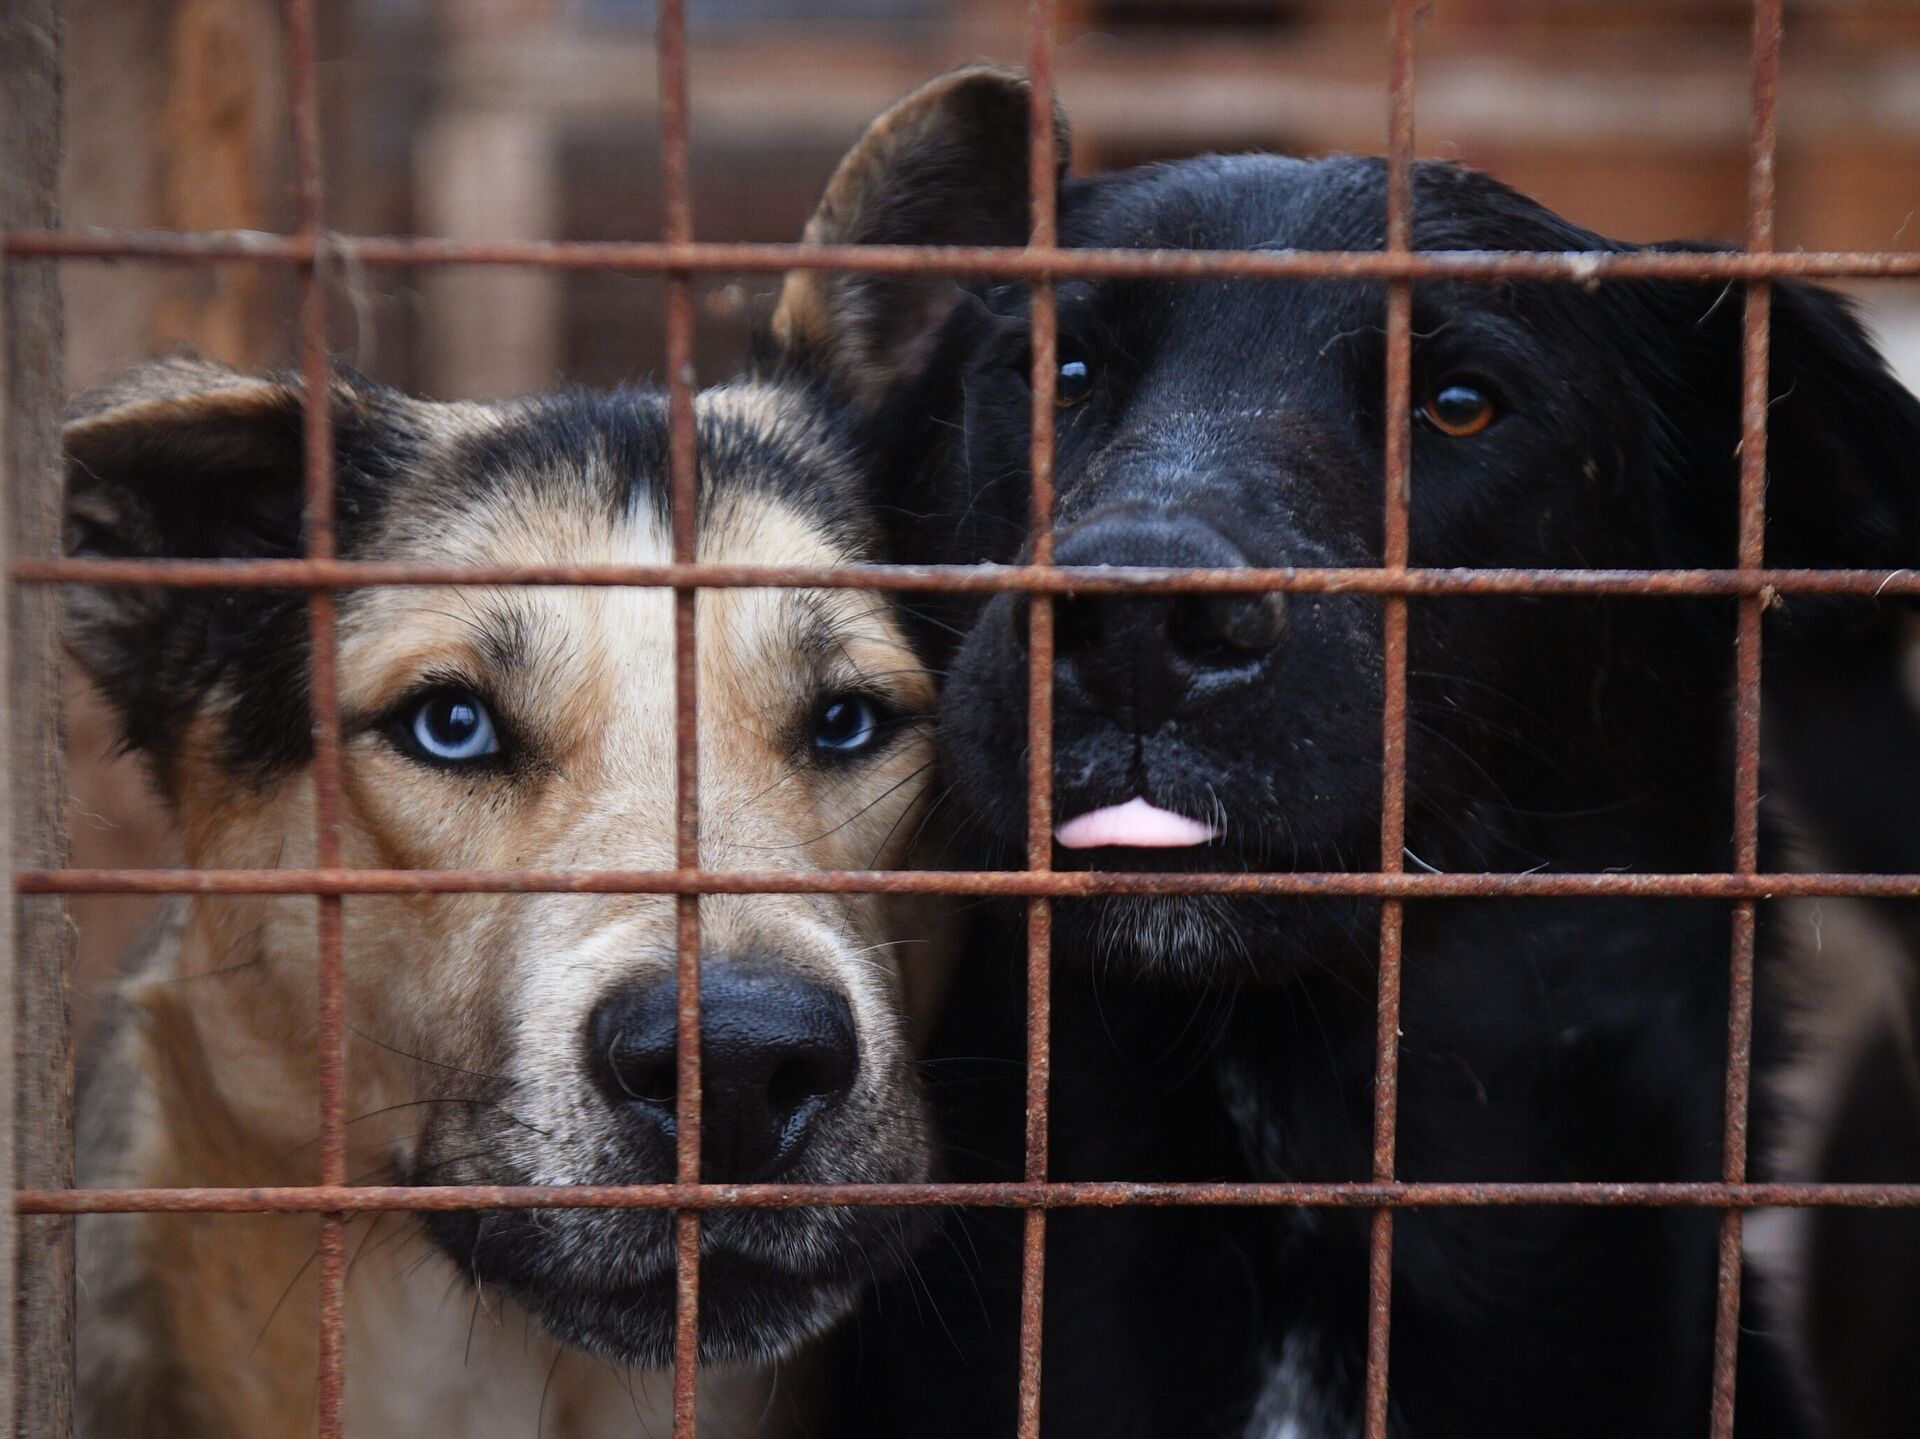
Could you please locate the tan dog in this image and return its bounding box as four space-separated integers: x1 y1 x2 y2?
68 359 942 1437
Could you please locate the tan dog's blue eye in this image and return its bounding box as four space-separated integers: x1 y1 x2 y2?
813 695 882 756
409 691 500 764
1419 381 1498 437
1056 357 1093 408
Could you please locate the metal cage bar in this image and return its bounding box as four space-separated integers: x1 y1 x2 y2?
656 0 707 1430
8 231 1920 282
22 557 1920 595
282 0 349 1429
1018 4 1060 1435
8 2 1920 1437
1709 3 1785 1433
1362 5 1418 1433
20 868 1920 900
20 1178 1920 1216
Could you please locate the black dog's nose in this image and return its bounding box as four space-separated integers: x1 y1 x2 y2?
586 966 858 1182
1049 508 1284 728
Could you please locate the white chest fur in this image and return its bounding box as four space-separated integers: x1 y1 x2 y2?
343 1236 795 1439
1241 1332 1359 1439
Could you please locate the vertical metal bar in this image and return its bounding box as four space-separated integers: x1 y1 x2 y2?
1020 4 1060 1436
2 4 72 1431
657 1 703 1434
1365 3 1418 1437
283 2 347 1433
1710 3 1781 1435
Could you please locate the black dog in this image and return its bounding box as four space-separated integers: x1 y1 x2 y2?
774 69 1920 1438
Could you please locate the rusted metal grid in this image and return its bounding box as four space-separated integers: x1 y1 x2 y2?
8 1 1920 1438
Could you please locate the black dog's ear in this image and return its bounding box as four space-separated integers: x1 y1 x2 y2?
1755 281 1920 570
1663 273 1920 572
773 66 1068 411
1679 280 1920 885
62 358 402 765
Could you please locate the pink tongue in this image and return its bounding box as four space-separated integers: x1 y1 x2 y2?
1055 797 1217 850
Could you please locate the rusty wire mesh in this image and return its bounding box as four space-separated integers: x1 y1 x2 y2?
8 1 1920 1437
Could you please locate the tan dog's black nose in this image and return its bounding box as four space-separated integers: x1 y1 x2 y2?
587 965 858 1182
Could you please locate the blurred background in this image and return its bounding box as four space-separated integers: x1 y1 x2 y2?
57 0 1920 1006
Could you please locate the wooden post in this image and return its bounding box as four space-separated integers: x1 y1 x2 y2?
2 2 75 1436
415 109 563 399
150 0 283 366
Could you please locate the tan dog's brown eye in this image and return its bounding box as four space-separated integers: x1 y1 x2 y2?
1056 356 1093 408
1419 381 1498 437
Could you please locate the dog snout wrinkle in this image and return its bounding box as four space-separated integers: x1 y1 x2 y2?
587 964 858 1183
1052 507 1284 730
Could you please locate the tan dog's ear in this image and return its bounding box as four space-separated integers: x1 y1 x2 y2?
63 357 415 584
64 359 311 573
773 66 1068 412
62 358 413 765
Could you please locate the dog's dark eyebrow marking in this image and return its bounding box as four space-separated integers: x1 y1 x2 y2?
792 590 907 692
390 595 540 677
471 600 537 676
794 591 859 669
336 600 541 737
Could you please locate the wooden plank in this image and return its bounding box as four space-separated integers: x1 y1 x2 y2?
415 110 562 398
0 232 13 1439
1 1 75 1435
420 26 1920 148
150 0 282 366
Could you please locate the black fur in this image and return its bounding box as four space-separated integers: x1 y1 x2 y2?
789 77 1920 1439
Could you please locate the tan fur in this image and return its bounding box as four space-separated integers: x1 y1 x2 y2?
77 384 941 1436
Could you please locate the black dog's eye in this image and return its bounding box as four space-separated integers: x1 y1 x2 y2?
396 689 503 766
1418 380 1499 437
1056 355 1093 408
812 693 889 760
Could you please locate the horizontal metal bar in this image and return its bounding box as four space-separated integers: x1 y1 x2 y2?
17 1181 1920 1216
6 230 1920 281
14 868 1920 899
15 558 1920 598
